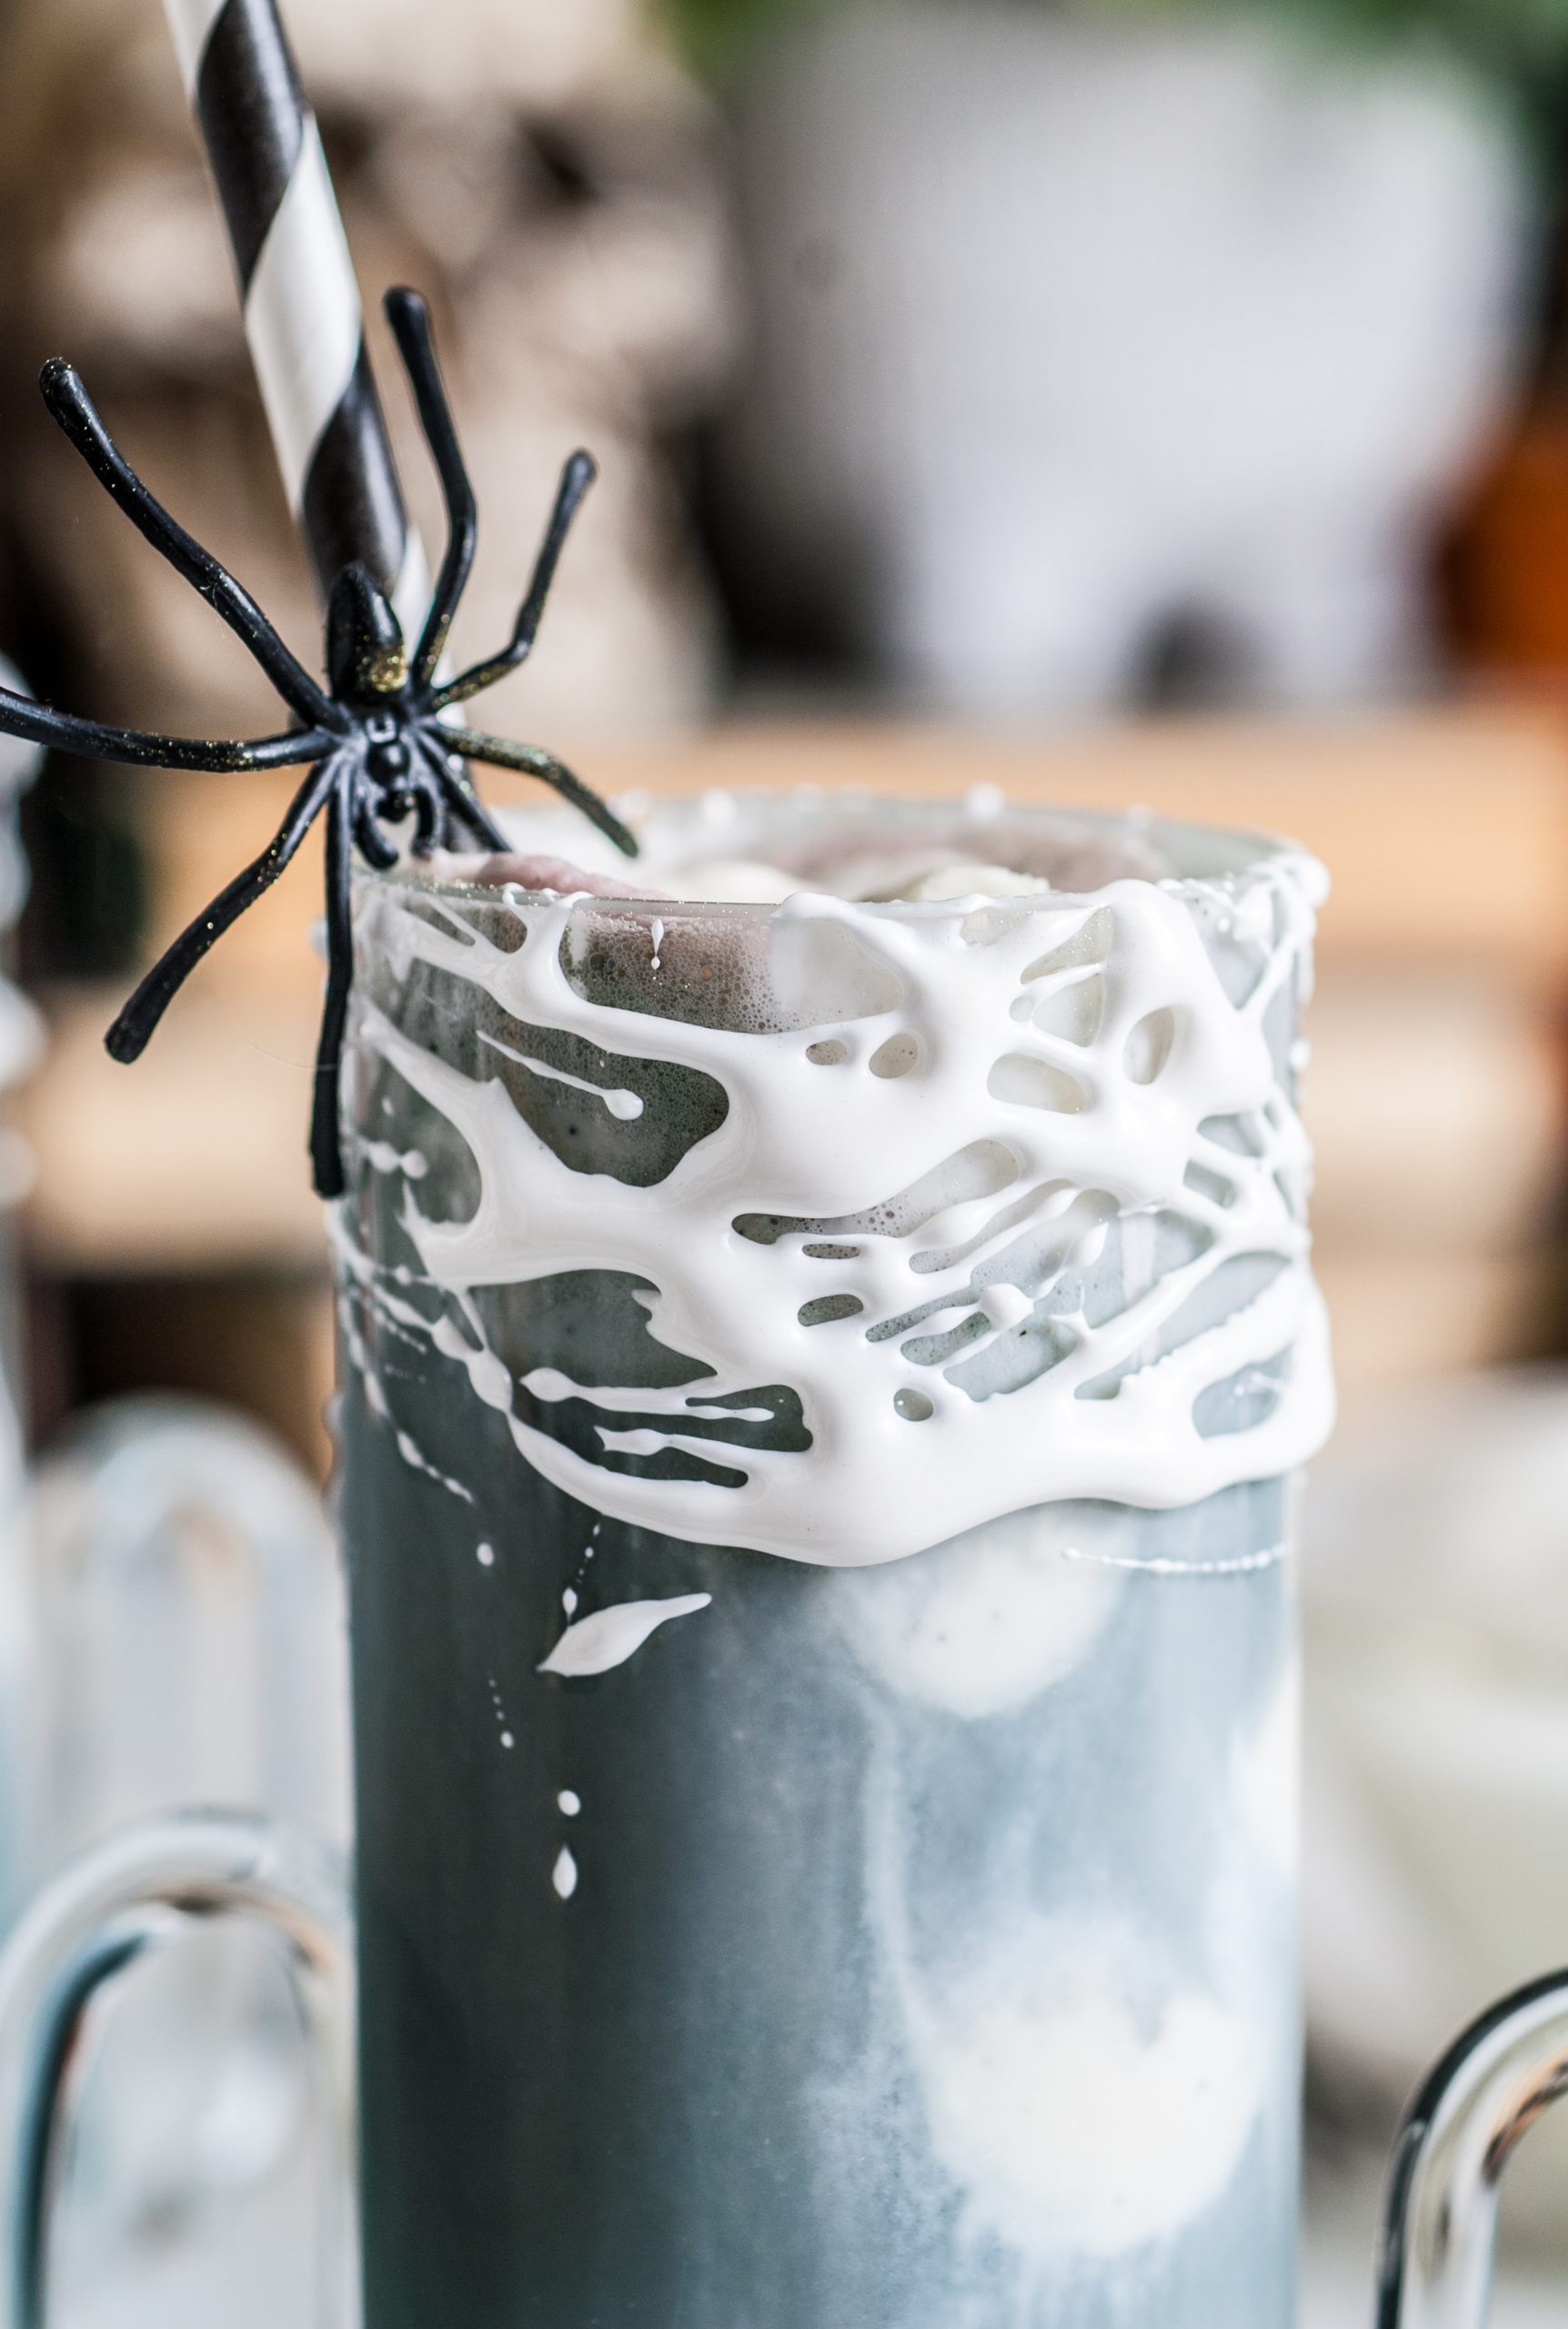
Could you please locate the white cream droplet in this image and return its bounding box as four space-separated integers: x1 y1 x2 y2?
562 1586 578 1616
476 1542 495 1568
538 1593 713 1677
395 1429 474 1505
558 1790 581 1817
552 1846 578 1900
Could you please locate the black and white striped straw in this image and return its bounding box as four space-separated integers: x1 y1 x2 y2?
162 0 429 635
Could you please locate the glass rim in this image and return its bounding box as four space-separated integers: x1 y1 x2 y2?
370 785 1324 923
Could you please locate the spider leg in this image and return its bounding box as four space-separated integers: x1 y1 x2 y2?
309 773 355 1199
352 798 401 870
0 681 333 772
384 289 476 690
441 726 637 857
416 733 509 852
432 451 596 711
387 755 447 858
106 753 342 1063
408 761 448 854
40 361 342 735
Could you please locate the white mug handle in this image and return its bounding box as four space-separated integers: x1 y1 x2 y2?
0 1810 354 2329
1377 1968 1568 2328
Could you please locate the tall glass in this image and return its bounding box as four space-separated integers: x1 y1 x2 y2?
332 792 1332 2329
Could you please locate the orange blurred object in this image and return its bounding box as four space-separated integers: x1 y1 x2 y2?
1447 401 1568 674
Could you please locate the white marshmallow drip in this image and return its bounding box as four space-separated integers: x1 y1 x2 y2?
336 803 1332 1565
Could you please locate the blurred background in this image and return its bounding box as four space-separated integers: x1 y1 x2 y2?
0 0 1565 2318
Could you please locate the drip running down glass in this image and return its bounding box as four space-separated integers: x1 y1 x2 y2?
327 790 1331 2329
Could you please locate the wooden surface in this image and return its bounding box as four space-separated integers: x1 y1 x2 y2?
20 983 326 1271
1317 1250 1564 1396
23 960 1565 1276
1303 967 1568 1255
15 693 1565 1471
593 707 1568 974
15 708 1568 1426
132 703 1568 997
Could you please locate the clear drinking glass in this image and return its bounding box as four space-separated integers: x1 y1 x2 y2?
327 791 1328 2327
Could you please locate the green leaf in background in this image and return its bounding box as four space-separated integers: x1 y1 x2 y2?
1211 0 1568 76
660 0 836 76
658 0 1568 80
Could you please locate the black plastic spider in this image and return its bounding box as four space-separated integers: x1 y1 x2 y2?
0 285 638 1197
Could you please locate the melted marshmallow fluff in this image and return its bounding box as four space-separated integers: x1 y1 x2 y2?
538 1593 714 1676
336 795 1332 1566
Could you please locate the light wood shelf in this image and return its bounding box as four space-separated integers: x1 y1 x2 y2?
123 704 1568 1002
18 706 1568 1296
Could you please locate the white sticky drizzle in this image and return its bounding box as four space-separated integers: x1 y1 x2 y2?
1058 1539 1289 1578
477 1028 644 1121
538 1593 714 1676
431 1312 515 1412
361 1137 429 1179
394 1427 475 1505
338 805 1332 1566
487 1674 514 1749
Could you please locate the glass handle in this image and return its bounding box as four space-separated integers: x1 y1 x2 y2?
1376 1967 1568 2329
0 1810 355 2329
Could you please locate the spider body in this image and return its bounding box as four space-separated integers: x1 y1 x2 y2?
0 286 637 1196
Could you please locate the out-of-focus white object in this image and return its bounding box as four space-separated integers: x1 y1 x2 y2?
721 5 1527 712
0 675 44 1943
22 1396 349 1870
0 672 44 1133
1303 1366 1568 2259
20 1397 351 2328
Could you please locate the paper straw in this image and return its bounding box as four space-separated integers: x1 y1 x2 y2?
161 0 428 637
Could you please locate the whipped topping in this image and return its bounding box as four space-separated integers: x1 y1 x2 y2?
337 794 1332 1564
